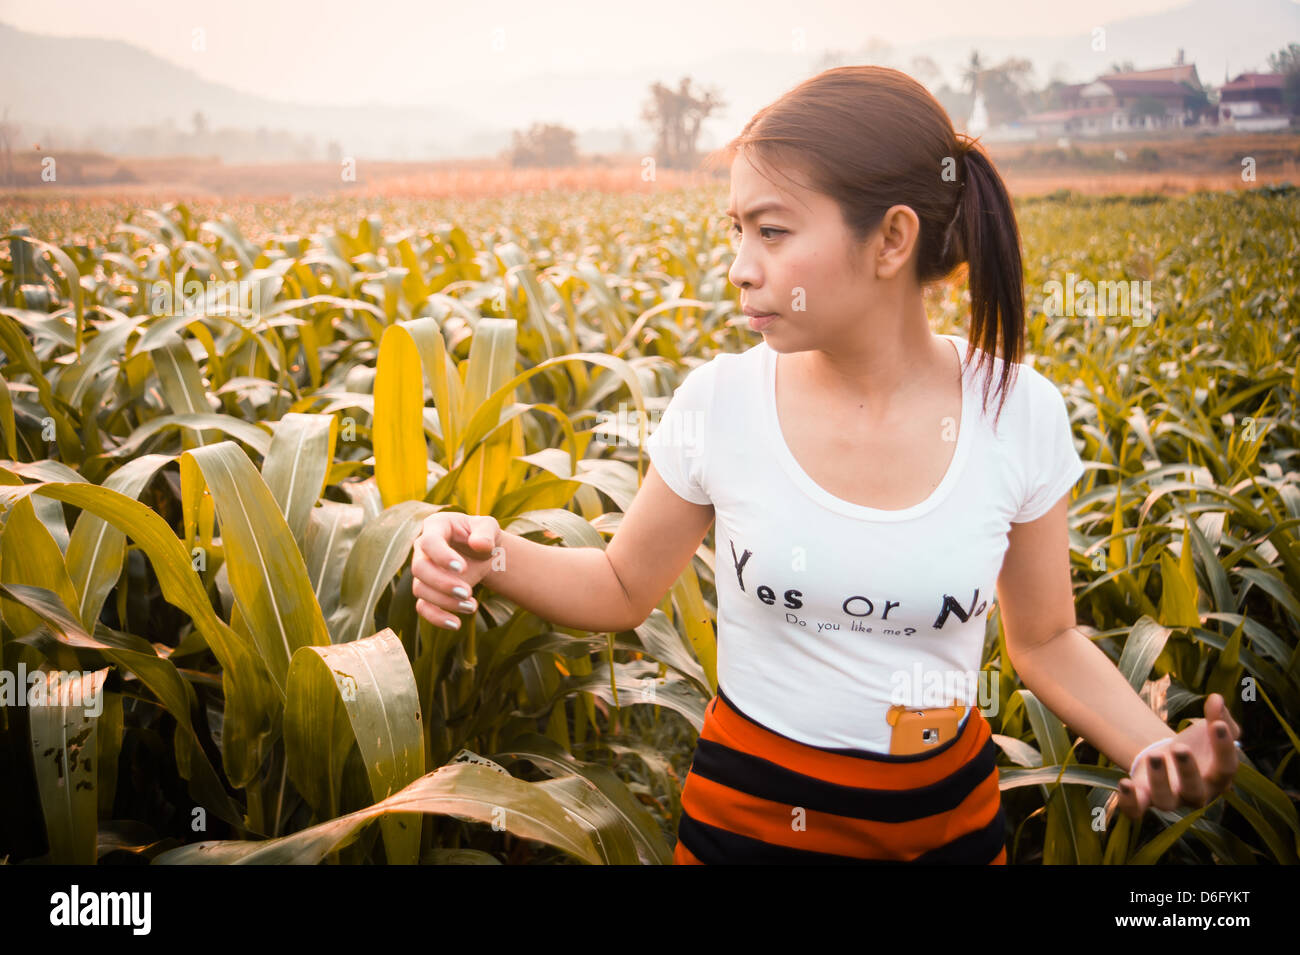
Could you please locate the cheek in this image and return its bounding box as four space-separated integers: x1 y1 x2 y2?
776 247 822 291
778 246 845 310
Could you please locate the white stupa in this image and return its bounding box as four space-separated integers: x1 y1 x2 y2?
966 89 989 135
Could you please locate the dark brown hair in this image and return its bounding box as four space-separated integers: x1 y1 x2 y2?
709 64 1024 426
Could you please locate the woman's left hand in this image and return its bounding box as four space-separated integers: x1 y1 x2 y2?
1116 692 1243 821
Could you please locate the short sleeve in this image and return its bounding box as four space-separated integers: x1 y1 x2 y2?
643 362 714 505
1012 377 1086 523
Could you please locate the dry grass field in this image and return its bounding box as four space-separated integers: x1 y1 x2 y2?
0 132 1295 204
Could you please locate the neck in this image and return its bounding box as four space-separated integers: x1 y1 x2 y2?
793 297 950 420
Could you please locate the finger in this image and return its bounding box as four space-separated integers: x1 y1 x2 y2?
412 578 476 615
1144 750 1180 811
446 512 480 549
411 548 472 600
415 597 463 630
1116 778 1138 820
466 517 498 555
1118 776 1148 820
1170 744 1207 807
1210 721 1240 790
1206 693 1241 738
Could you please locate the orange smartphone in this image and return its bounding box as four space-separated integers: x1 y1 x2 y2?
885 703 968 755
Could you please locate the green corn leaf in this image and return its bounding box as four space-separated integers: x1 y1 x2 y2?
284 628 424 864
65 452 175 634
1 491 82 639
147 330 220 446
1117 615 1173 693
493 731 671 864
327 499 437 644
181 441 330 694
261 412 337 554
28 667 107 864
153 760 634 865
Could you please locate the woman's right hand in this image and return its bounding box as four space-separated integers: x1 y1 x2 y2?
410 512 501 629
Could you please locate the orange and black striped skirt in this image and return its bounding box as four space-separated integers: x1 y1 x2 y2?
673 685 1007 864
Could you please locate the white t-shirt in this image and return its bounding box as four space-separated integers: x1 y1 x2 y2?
642 333 1086 753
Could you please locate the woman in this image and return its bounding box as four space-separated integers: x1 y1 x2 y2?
410 66 1242 864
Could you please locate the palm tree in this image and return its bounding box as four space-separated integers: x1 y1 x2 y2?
962 51 984 98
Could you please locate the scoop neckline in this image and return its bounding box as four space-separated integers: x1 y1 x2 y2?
763 333 974 522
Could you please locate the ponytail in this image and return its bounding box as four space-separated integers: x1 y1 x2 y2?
947 135 1025 430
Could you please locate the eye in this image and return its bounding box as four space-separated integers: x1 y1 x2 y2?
730 223 785 240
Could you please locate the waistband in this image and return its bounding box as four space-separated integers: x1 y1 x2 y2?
712 683 991 786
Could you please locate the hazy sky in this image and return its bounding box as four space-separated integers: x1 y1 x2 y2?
1 0 1197 108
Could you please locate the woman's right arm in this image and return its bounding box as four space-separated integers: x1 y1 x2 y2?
415 461 714 633
484 461 715 632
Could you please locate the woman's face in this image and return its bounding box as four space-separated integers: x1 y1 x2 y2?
726 151 919 351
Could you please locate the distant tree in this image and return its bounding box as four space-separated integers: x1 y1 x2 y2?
508 122 578 168
962 50 985 98
961 53 1035 126
1184 86 1210 120
192 110 207 137
641 77 725 170
1267 42 1300 114
1039 79 1071 111
981 58 1036 125
1265 42 1299 73
1108 60 1137 75
1047 61 1072 85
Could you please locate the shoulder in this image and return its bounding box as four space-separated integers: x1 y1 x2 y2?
965 343 1071 437
1012 358 1069 404
997 355 1074 445
672 342 757 392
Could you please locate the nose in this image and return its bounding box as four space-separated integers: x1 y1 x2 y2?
728 239 760 290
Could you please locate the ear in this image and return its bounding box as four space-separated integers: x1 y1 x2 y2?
874 204 921 280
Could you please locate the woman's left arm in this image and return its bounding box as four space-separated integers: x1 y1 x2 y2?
995 492 1242 820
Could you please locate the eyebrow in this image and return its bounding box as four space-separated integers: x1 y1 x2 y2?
725 201 794 220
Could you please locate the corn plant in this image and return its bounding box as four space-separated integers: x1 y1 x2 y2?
1 187 1296 864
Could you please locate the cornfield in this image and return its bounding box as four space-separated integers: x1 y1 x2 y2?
0 184 1297 864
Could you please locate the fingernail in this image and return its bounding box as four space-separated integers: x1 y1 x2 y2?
445 617 460 629
450 559 464 572
458 599 475 612
453 586 469 598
